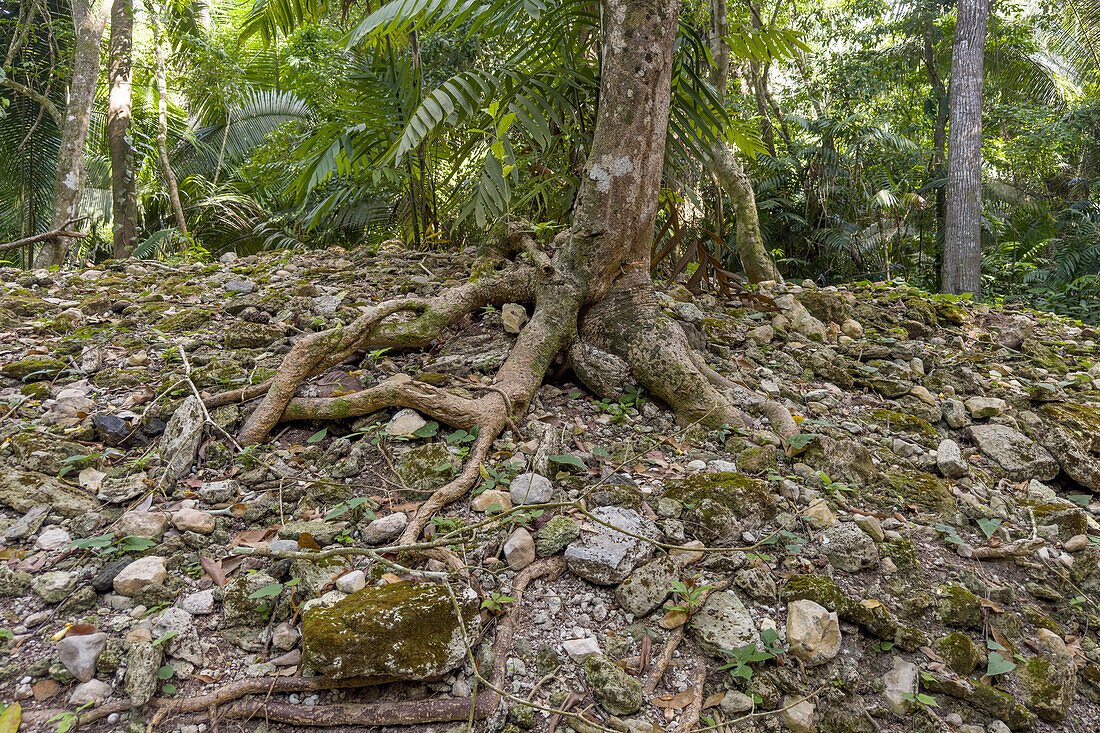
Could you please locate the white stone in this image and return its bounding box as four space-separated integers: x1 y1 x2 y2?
361 513 408 545
336 570 367 594
883 656 919 716
172 508 216 534
180 589 216 615
34 527 71 551
113 556 167 596
69 679 113 706
786 599 841 666
562 637 601 663
503 528 535 570
509 473 553 505
386 409 428 437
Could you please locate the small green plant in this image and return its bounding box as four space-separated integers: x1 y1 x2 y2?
933 523 966 546
819 472 855 495
248 577 299 600
900 692 939 708
666 578 713 616
481 591 514 614
325 496 376 522
475 460 523 495
718 628 785 681
47 702 92 733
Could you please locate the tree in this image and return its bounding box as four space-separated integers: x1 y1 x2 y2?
144 0 188 237
35 0 108 266
942 0 991 295
707 0 782 283
108 0 139 258
213 0 766 547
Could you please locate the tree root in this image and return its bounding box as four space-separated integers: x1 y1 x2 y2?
643 580 730 695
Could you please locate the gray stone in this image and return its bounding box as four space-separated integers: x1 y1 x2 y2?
180 589 215 615
968 424 1060 482
224 572 283 626
361 513 407 545
172 508 215 534
1019 628 1077 722
564 507 659 585
152 607 203 666
510 473 553 505
160 396 205 481
34 570 76 604
224 279 256 294
780 696 816 733
585 654 643 715
501 303 528 334
97 474 147 503
58 632 107 682
942 399 971 429
120 511 168 541
936 439 969 479
199 479 240 504
822 522 879 572
125 641 163 707
34 526 71 550
615 556 676 617
113 556 167 596
562 637 601 663
883 656 918 716
535 515 580 556
966 396 1007 419
5 505 48 541
720 691 754 715
0 470 99 517
671 301 705 324
567 342 637 400
386 409 428 437
690 590 759 657
69 679 113 706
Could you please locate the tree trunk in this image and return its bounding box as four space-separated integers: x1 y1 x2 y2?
941 0 989 295
707 0 781 284
108 0 139 258
36 0 108 267
144 0 187 235
923 34 948 289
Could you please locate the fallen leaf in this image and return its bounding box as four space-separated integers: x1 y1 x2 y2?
230 503 248 517
298 533 322 551
380 572 402 584
658 608 688 629
859 599 883 609
67 623 97 636
652 689 694 709
979 598 1003 613
78 467 106 491
31 680 57 701
199 556 227 587
703 692 725 709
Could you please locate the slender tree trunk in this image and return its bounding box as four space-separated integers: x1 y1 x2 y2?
36 0 108 267
108 0 139 258
144 0 187 235
941 0 989 295
923 34 948 288
707 0 780 284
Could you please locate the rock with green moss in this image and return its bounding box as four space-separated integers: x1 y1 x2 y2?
91 368 148 388
224 321 285 349
19 382 50 399
223 572 288 627
783 574 897 640
0 567 32 597
662 472 775 543
1018 628 1077 722
881 470 956 513
9 430 88 474
394 443 456 499
870 409 939 445
933 632 980 674
303 581 479 680
1026 401 1100 490
936 585 981 628
0 358 66 382
584 654 643 715
0 469 98 517
922 674 1035 731
534 515 580 557
156 308 212 332
967 424 1059 483
737 446 777 474
880 539 917 572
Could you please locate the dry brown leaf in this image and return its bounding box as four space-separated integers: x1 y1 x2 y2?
32 679 58 701
651 689 694 709
702 692 725 709
199 556 227 587
68 623 97 636
230 503 248 517
298 533 322 550
859 599 884 609
979 598 1003 613
380 572 402 584
658 608 688 629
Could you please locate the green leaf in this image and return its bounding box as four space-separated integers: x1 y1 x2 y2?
986 651 1017 676
152 631 177 647
307 427 328 443
1068 494 1093 507
549 454 585 471
784 433 817 450
976 518 1002 540
161 683 177 695
157 665 175 680
69 534 114 549
413 421 440 438
248 582 285 599
915 693 938 707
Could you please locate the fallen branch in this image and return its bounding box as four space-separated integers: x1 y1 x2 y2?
971 537 1044 559
0 218 88 252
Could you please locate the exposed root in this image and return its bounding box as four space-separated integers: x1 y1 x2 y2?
644 580 730 695
677 660 707 733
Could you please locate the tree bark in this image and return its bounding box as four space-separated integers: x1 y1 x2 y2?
33 0 107 266
144 0 188 235
941 0 989 295
707 0 781 284
108 0 139 258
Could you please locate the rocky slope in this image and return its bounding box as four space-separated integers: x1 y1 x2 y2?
0 244 1098 733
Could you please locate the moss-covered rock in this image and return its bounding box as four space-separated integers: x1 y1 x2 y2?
0 469 98 517
922 674 1035 731
1019 630 1077 723
870 409 939 444
881 470 956 513
156 308 212 332
534 515 580 557
224 321 285 349
662 472 775 543
303 581 478 680
394 443 456 499
783 574 897 640
737 446 778 475
936 585 981 628
91 368 148 388
584 654 643 715
933 632 980 675
0 358 66 382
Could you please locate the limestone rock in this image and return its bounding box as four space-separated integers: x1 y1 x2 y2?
564 507 659 585
172 508 215 534
1019 628 1077 722
120 511 169 541
936 438 969 479
510 473 553 505
615 556 676 617
503 527 535 570
568 342 638 400
386 408 428 437
34 570 76 604
968 424 1059 482
966 396 1007 419
0 469 98 517
303 581 479 679
501 303 528 334
125 641 163 707
159 396 205 481
780 695 816 733
361 513 408 545
584 654 642 716
786 599 841 666
690 590 759 657
822 522 878 572
883 656 918 715
535 515 580 557
58 632 107 682
113 556 167 597
562 637 601 663
69 679 113 706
